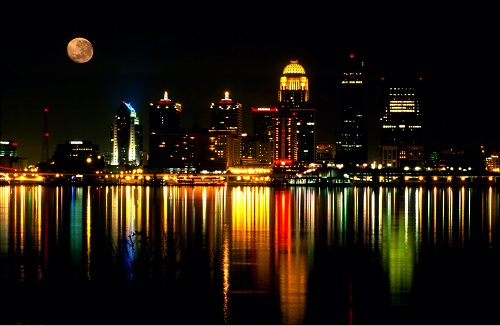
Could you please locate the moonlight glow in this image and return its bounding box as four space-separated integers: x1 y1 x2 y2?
67 37 93 63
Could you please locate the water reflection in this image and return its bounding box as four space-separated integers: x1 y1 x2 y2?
0 185 499 324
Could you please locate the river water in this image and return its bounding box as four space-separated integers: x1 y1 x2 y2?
1 184 499 324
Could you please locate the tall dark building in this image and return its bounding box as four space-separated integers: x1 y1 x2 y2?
252 107 277 143
335 53 368 166
379 78 424 168
110 101 143 167
147 91 182 170
293 107 317 163
248 107 277 165
274 60 316 165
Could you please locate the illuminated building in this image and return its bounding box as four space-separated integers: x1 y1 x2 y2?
275 60 317 165
210 91 243 136
335 53 368 166
486 152 499 172
147 91 182 170
379 79 424 168
110 101 143 167
316 141 335 162
209 91 243 168
241 134 273 165
273 113 297 167
146 90 229 173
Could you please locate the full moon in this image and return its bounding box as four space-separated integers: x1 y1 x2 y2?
67 37 93 63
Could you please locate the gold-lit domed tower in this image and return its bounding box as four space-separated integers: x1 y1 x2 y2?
274 60 316 166
278 60 309 111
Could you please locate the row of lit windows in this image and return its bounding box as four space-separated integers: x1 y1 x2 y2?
341 80 363 84
381 124 422 128
390 100 415 104
68 147 93 151
211 105 242 110
390 109 415 112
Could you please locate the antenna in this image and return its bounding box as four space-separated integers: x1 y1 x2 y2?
42 107 49 162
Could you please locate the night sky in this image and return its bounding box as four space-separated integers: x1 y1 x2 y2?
2 2 499 165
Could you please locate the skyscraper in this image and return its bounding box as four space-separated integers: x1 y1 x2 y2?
210 91 243 136
335 53 368 166
110 101 143 167
248 107 277 165
274 60 316 165
252 107 277 143
147 91 182 170
209 91 243 167
379 79 424 168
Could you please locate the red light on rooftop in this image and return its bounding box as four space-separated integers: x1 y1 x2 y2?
45 133 49 137
350 53 354 59
43 108 48 112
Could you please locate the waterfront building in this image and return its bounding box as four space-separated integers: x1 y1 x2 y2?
207 129 239 171
241 133 273 165
147 91 182 170
110 101 143 168
146 90 238 173
275 60 316 166
147 120 217 174
486 152 499 172
165 125 216 174
51 140 104 173
379 78 424 168
436 147 485 171
316 141 335 163
335 53 368 166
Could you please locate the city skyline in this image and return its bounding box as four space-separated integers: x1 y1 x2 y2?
2 2 499 165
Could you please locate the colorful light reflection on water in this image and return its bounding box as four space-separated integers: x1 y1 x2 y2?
0 185 499 324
